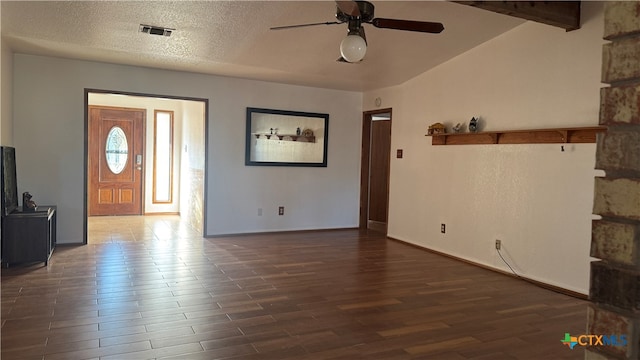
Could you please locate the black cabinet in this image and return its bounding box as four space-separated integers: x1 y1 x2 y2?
2 206 56 267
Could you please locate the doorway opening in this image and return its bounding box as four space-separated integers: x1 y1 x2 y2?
360 108 392 234
84 89 208 244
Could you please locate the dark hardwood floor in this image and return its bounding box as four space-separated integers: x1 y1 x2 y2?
2 216 588 359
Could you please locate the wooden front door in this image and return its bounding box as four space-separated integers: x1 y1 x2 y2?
88 106 145 216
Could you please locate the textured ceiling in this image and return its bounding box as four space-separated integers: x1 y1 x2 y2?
1 1 526 91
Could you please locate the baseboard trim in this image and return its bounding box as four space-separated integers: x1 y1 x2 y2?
55 243 85 246
387 236 588 300
205 227 359 238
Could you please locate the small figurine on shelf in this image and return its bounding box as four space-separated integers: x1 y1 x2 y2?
469 117 480 133
427 122 446 135
22 192 37 212
296 127 301 136
452 123 463 133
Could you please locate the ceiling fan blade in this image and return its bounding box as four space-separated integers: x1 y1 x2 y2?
370 18 444 33
335 1 360 17
270 21 341 30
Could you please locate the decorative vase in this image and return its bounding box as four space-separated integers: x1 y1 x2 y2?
469 117 479 133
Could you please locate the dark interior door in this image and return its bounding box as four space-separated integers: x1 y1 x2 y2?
88 106 144 216
368 119 391 232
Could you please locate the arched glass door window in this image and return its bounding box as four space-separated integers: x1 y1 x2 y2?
105 126 128 174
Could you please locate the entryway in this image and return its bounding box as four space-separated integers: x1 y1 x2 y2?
360 109 392 234
84 90 207 244
87 214 199 243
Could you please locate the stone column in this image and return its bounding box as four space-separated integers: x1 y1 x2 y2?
588 2 640 359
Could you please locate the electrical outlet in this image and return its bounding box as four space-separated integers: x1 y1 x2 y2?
495 239 501 250
278 206 284 216
441 224 446 233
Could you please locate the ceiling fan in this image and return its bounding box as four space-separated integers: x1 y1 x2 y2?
270 0 444 63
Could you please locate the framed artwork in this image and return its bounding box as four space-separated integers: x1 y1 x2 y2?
245 107 329 167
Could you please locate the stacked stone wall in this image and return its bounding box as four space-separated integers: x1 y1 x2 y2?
588 2 640 359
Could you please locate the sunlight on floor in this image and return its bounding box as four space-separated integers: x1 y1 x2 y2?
87 215 202 244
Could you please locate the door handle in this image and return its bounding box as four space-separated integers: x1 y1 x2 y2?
136 154 142 165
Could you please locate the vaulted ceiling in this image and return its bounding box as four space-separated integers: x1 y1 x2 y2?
2 1 578 92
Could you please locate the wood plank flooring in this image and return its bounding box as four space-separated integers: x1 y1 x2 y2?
2 216 588 359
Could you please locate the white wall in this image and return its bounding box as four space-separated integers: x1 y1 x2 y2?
180 100 206 232
363 2 604 294
13 56 362 243
1 38 13 145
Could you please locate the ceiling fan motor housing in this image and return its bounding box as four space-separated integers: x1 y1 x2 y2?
336 1 375 22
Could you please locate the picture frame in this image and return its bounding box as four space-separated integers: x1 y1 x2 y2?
245 107 329 167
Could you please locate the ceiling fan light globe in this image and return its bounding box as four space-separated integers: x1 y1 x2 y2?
340 35 367 63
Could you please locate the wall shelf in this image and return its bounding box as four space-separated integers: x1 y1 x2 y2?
253 134 315 143
426 126 606 146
